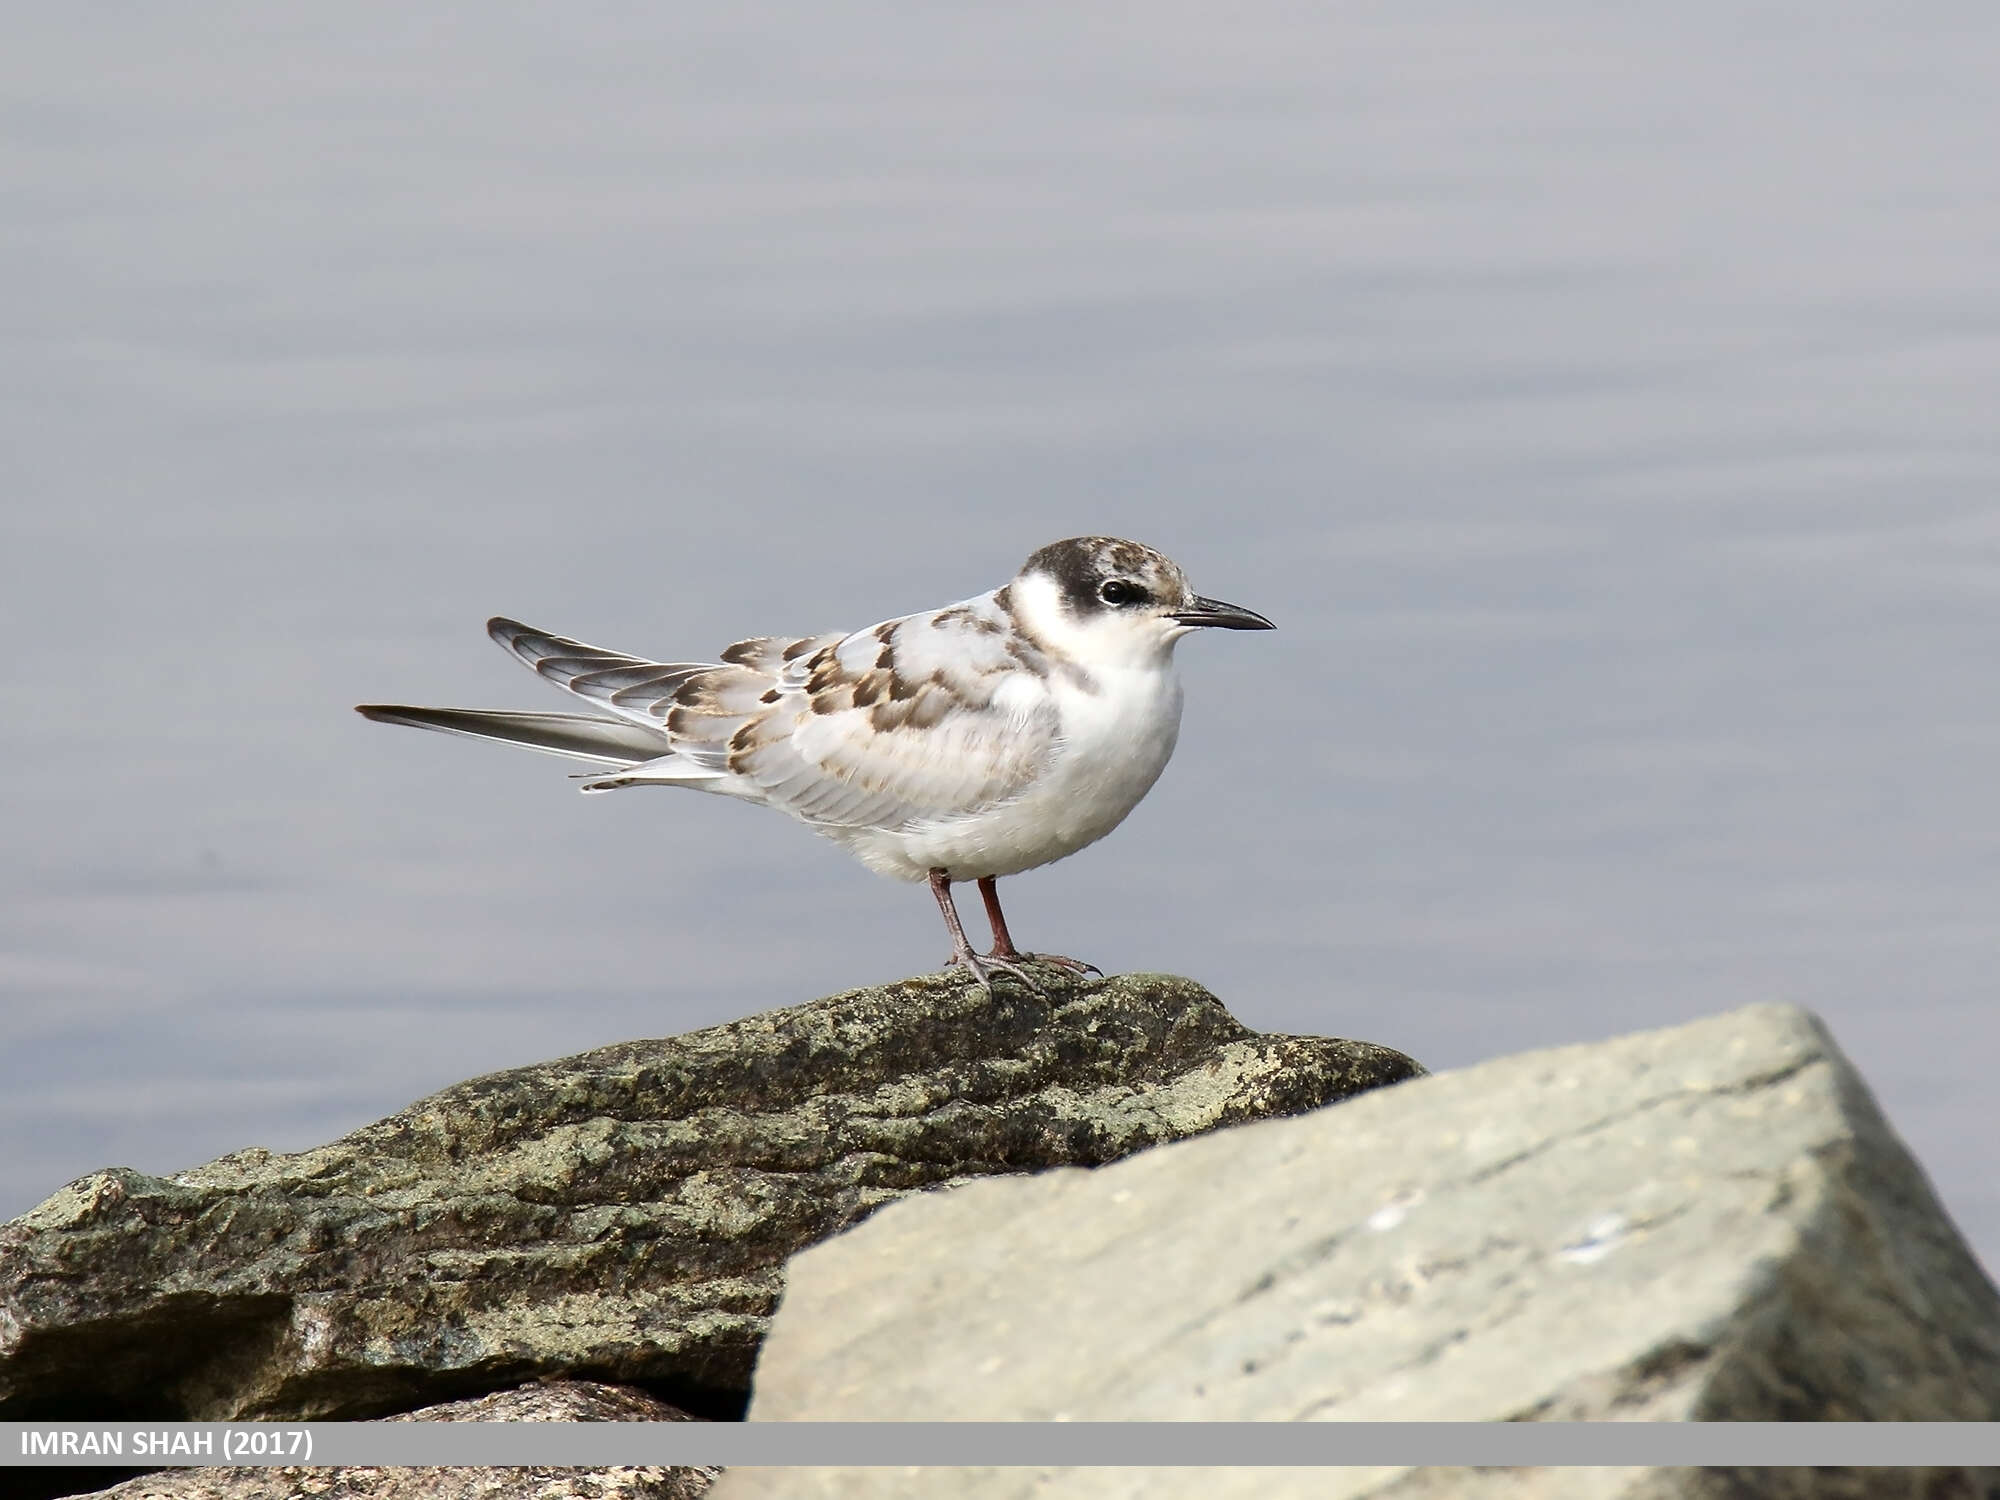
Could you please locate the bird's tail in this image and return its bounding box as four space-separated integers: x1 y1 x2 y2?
354 705 669 769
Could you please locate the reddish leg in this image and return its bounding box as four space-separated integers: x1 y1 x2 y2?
976 877 1102 977
930 869 1041 993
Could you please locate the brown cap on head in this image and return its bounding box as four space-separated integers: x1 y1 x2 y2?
1020 537 1272 629
1021 536 1187 617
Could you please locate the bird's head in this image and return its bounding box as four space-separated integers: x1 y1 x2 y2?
1006 536 1273 668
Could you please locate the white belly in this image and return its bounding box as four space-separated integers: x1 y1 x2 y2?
837 666 1185 882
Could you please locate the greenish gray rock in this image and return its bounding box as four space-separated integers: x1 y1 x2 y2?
83 1380 718 1500
717 1004 2000 1500
0 971 1419 1423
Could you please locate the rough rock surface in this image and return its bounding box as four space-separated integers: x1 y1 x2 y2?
87 1472 709 1500
373 1380 699 1424
0 971 1419 1422
717 1004 2000 1500
80 1380 717 1500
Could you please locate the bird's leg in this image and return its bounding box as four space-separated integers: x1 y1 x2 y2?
930 869 1042 994
976 877 1102 978
975 877 1028 962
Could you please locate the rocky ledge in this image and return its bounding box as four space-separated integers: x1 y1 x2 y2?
0 971 1419 1424
17 973 1998 1500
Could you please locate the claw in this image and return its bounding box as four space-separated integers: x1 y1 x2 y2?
928 869 1063 996
941 949 1045 996
1018 952 1101 978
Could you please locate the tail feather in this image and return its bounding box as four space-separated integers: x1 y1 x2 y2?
355 705 669 768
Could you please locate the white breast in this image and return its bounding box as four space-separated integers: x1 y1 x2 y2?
847 661 1186 881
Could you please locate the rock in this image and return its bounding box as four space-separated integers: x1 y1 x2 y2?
374 1381 699 1424
78 1380 717 1500
88 1469 711 1500
715 1004 2000 1500
0 972 1419 1422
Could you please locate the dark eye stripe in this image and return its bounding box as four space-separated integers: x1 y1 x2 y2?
1099 579 1146 606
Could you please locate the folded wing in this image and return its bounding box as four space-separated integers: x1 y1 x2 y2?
489 600 1057 830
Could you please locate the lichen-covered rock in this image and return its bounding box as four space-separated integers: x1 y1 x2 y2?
0 971 1419 1422
82 1380 717 1500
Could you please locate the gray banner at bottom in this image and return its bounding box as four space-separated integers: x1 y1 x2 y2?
3 1422 1997 1469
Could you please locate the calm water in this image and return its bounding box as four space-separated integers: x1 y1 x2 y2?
5 5 1998 1269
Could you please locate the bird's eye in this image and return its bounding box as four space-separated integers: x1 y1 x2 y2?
1098 579 1145 606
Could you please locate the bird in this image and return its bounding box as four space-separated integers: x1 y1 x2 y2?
357 536 1274 991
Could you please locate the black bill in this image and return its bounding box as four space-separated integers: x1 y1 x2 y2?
1169 595 1275 630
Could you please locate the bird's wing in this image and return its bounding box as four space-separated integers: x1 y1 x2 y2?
487 617 725 724
706 595 1059 828
717 632 851 675
566 595 1059 828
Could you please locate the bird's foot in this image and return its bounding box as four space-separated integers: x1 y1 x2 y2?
1021 952 1103 978
989 944 1102 979
941 949 1047 996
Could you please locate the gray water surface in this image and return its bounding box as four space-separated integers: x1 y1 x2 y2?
5 5 1999 1268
